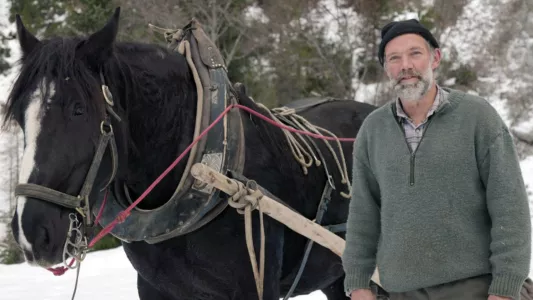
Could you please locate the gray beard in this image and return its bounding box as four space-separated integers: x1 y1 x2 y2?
388 62 435 103
394 78 431 103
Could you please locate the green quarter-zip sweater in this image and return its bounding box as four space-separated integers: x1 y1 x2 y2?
342 88 531 299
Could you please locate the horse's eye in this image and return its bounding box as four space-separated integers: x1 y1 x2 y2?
73 103 84 116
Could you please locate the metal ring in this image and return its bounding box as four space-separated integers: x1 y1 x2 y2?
100 121 113 135
69 213 78 222
102 85 114 106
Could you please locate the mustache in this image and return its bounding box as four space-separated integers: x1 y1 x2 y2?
395 69 422 84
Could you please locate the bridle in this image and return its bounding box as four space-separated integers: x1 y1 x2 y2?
14 71 120 267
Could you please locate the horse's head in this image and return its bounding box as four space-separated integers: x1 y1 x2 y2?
4 8 122 267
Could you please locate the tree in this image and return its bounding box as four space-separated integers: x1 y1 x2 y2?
0 104 23 264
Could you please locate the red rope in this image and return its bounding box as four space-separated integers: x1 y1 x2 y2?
47 257 74 276
93 188 108 226
53 103 357 275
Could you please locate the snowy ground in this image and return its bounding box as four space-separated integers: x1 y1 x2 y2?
0 247 326 300
0 248 139 300
0 0 532 299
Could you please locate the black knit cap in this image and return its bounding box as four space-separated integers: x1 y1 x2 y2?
378 19 439 66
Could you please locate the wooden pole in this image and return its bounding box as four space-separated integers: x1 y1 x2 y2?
190 162 381 286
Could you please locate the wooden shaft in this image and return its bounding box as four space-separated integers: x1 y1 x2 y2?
190 162 381 286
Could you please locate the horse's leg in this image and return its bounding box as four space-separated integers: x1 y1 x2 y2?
137 273 174 300
261 218 284 300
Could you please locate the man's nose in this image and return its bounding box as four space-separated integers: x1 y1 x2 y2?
400 55 414 70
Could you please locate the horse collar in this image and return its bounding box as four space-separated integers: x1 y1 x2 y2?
91 19 246 244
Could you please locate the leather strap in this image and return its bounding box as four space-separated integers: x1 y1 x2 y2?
15 183 82 209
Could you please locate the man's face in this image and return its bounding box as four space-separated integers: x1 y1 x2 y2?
384 33 440 102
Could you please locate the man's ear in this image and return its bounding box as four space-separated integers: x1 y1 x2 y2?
76 7 121 69
431 48 442 70
15 14 41 59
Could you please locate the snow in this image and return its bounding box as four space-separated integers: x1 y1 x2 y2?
1 0 533 298
353 82 386 105
0 247 327 299
440 0 499 66
307 0 361 45
0 218 5 241
0 248 139 300
243 4 269 25
0 0 18 243
390 11 420 21
514 119 533 139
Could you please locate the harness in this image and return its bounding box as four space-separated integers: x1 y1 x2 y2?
92 19 246 244
14 19 245 254
14 17 350 300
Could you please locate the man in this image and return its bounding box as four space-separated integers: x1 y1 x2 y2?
342 19 532 300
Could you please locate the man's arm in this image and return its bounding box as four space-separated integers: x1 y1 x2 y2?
342 134 382 295
479 126 531 299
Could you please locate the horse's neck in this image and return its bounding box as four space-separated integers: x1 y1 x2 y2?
112 49 197 209
238 101 306 195
123 102 195 208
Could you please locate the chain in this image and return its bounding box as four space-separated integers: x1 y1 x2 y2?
62 213 88 270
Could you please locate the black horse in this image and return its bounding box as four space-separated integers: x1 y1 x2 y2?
4 7 377 300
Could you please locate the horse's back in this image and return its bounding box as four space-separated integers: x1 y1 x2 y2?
286 97 377 134
276 98 377 298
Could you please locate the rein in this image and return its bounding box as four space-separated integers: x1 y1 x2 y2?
16 73 357 300
45 100 357 275
86 101 357 300
28 98 355 275
89 102 356 245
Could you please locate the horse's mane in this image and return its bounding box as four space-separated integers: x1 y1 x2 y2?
3 34 196 121
103 41 196 119
100 40 197 186
4 34 195 147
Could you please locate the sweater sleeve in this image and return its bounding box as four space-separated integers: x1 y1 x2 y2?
479 126 531 299
342 131 382 295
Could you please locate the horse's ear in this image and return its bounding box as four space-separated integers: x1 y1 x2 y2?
76 7 121 68
15 14 40 58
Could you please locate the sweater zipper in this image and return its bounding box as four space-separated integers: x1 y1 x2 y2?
409 155 415 186
395 117 434 186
